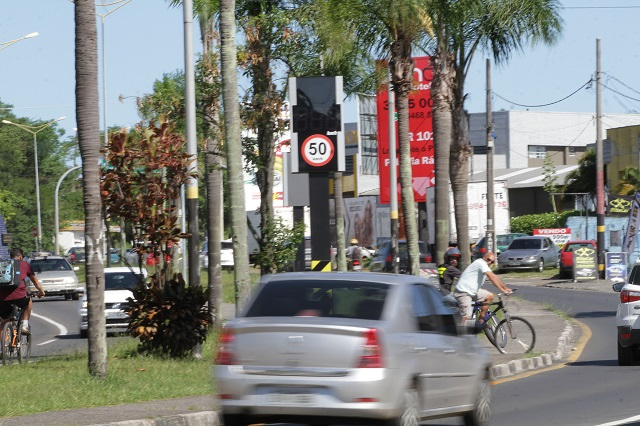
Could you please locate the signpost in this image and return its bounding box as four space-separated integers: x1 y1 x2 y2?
572 245 598 281
289 76 345 271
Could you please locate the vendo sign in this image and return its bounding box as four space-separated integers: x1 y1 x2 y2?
533 228 572 247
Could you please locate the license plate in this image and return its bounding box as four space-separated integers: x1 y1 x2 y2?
264 392 316 406
106 311 128 320
510 261 521 266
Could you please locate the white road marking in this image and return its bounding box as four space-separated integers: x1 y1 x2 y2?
31 312 68 345
596 415 640 426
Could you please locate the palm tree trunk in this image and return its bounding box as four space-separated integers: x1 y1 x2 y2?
451 100 473 270
390 40 420 275
221 0 251 309
201 24 224 329
431 32 455 266
75 0 107 378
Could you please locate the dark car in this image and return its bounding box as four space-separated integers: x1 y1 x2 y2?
66 246 86 264
558 240 597 278
369 239 432 273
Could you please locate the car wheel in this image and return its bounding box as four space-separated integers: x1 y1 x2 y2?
72 293 80 301
379 388 419 426
463 377 492 426
221 413 246 426
535 259 544 272
65 294 72 300
618 339 635 366
80 329 88 339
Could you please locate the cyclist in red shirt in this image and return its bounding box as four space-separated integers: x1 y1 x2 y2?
0 248 45 334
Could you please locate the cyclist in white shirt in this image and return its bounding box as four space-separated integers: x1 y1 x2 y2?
454 253 512 323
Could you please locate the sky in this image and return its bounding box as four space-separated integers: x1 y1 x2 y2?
3 1 640 140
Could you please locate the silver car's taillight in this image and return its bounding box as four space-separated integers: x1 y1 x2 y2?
357 328 382 368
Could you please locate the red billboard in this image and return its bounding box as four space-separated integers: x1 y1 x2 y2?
377 56 434 204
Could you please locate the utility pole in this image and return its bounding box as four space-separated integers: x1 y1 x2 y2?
486 59 495 257
183 0 199 288
388 73 399 273
596 38 605 278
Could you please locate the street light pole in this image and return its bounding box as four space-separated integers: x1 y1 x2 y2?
55 166 82 255
0 32 38 52
2 117 66 251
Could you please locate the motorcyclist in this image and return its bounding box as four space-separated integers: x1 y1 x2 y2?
348 238 363 271
438 247 462 293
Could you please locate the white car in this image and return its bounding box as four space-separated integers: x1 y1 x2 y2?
200 240 234 271
79 267 147 338
613 263 640 365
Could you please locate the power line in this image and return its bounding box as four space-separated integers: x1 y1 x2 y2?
492 79 593 108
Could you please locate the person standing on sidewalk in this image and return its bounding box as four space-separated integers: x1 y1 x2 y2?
453 252 512 323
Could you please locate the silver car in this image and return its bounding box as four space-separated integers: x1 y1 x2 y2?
27 255 83 300
497 236 560 272
215 272 491 426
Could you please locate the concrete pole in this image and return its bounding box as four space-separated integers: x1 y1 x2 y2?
596 38 605 277
183 0 199 287
388 71 399 273
486 59 495 257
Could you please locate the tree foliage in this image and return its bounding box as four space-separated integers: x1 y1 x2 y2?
613 166 640 196
510 210 580 235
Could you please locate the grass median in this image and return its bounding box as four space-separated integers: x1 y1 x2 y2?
0 267 257 419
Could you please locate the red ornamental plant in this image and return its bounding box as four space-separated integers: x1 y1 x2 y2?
100 121 211 357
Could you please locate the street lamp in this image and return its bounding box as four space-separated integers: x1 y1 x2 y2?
0 32 38 52
55 166 82 255
97 0 133 147
2 117 66 251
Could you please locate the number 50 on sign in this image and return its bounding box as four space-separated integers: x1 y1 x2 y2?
301 134 335 167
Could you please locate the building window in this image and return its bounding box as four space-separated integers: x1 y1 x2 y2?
528 145 546 159
569 147 576 157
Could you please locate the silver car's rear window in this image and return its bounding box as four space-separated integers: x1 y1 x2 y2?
245 280 389 320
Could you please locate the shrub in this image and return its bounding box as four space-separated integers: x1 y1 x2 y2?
510 210 582 235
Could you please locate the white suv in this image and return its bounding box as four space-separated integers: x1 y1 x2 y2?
614 264 640 365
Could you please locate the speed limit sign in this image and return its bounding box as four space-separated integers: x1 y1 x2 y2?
301 134 335 167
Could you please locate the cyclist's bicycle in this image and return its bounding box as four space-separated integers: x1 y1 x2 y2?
1 300 31 365
472 289 536 354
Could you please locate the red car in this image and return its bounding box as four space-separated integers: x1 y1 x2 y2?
559 240 597 278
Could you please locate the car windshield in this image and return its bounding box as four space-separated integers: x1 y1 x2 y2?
221 241 233 250
564 243 592 252
508 239 542 250
31 259 71 273
245 280 389 320
497 235 520 246
105 272 144 290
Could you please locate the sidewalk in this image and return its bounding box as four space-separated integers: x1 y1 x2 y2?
0 276 613 426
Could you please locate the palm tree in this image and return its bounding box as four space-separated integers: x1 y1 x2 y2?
74 0 107 378
318 0 432 275
614 166 640 196
445 0 562 266
221 0 252 308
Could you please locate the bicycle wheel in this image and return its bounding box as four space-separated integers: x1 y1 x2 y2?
1 322 16 365
494 316 536 355
18 330 31 364
482 314 502 349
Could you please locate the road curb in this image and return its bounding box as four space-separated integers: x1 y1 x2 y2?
95 411 220 426
490 320 576 380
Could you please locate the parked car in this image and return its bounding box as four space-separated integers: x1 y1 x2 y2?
26 255 83 300
613 262 640 365
215 272 491 426
558 240 597 278
109 248 121 264
471 233 528 261
199 240 235 271
369 239 432 273
79 266 147 338
66 246 86 264
497 236 560 272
